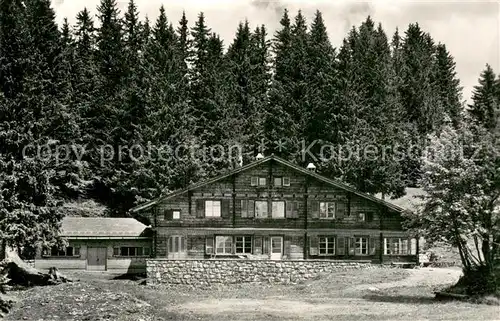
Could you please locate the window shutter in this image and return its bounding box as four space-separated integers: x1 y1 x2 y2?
205 237 214 254
337 237 345 255
367 212 374 222
196 199 205 218
241 200 248 218
336 202 345 219
310 200 319 219
262 237 269 254
221 199 230 218
165 209 173 220
285 201 292 218
292 201 299 218
254 237 263 254
410 238 417 255
248 200 255 218
370 237 376 255
348 237 355 255
251 177 258 186
309 236 319 256
284 238 291 258
181 237 186 252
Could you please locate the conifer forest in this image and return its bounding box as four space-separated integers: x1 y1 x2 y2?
0 0 499 262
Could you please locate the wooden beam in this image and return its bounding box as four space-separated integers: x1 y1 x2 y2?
379 232 383 264
232 174 236 227
188 191 192 216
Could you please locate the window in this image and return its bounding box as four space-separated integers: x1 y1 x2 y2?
255 201 268 218
384 238 409 255
355 237 369 255
258 177 266 186
205 200 221 217
358 213 366 221
271 201 285 218
283 177 290 186
319 236 336 255
50 246 78 257
119 247 146 257
251 177 258 186
235 236 252 254
216 236 233 254
168 236 186 253
319 202 336 219
206 237 214 254
274 177 282 186
164 209 181 220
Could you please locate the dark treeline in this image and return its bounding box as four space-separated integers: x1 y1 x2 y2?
1 0 499 250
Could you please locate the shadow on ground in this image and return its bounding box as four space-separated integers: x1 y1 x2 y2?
112 272 146 281
362 294 438 305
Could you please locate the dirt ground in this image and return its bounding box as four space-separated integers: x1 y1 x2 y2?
4 267 500 321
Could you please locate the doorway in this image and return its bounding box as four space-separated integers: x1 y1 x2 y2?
87 247 107 271
270 237 283 260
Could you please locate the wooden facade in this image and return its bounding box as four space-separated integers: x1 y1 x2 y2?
131 155 418 264
34 217 153 273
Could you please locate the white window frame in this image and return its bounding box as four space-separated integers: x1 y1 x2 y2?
215 236 233 254
255 201 268 218
358 212 366 221
384 238 409 255
283 177 290 186
205 200 221 217
172 210 181 219
319 236 336 255
235 236 252 254
355 237 369 255
319 202 336 219
271 201 285 218
274 177 282 186
258 177 267 186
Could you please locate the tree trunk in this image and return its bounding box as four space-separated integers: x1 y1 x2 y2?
0 248 72 287
0 248 72 316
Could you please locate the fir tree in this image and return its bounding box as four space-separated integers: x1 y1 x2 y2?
434 43 463 128
468 64 500 130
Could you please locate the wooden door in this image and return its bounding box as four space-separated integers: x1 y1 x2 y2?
270 237 283 260
87 247 107 271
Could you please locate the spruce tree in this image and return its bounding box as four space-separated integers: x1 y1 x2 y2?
0 0 73 254
468 64 500 130
265 10 307 159
434 43 463 128
304 10 337 150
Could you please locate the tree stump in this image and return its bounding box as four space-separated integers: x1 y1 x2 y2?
0 248 72 316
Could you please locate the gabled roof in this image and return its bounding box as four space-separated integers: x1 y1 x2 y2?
129 155 406 213
60 217 151 238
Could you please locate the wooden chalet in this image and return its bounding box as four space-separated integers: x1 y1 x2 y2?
130 155 418 264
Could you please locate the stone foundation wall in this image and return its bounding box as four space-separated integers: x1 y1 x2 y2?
147 259 373 285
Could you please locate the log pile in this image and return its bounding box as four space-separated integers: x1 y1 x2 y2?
0 249 72 317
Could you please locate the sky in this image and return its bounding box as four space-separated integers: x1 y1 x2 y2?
52 0 500 103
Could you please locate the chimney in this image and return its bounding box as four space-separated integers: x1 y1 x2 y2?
256 153 264 160
306 163 316 172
